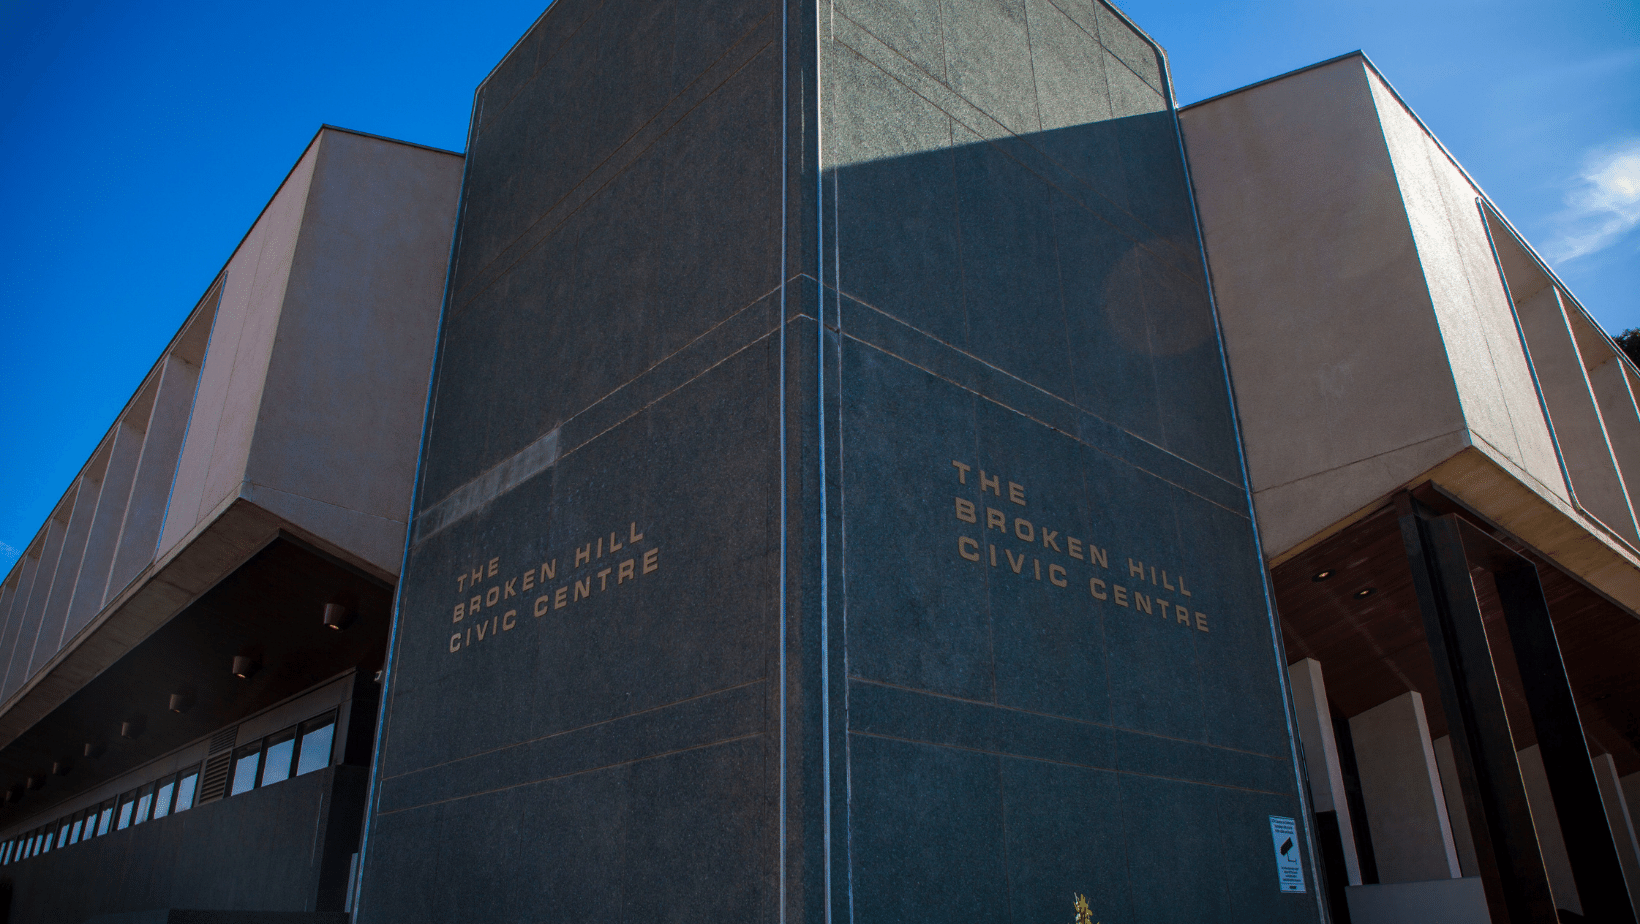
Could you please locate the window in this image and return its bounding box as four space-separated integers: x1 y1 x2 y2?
153 777 176 820
296 713 336 776
133 783 154 826
2 839 12 864
174 770 198 812
261 730 296 787
230 744 261 797
96 802 113 836
69 815 83 845
39 828 51 853
115 792 136 830
56 819 70 847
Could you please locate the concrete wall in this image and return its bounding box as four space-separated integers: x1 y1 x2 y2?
0 128 459 744
1178 57 1473 560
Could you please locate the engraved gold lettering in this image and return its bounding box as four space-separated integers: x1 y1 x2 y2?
618 559 635 583
986 508 1006 532
597 568 612 591
1178 608 1192 626
1161 569 1175 592
555 586 568 609
1034 559 1041 580
449 632 461 653
1178 574 1192 597
1005 549 1025 574
456 573 467 593
503 610 517 630
574 579 591 601
630 522 644 543
503 578 517 599
1008 482 1025 506
1068 537 1084 560
475 620 488 641
1128 559 1144 579
1196 612 1209 632
1134 592 1152 614
534 595 550 617
1175 604 1189 623
576 544 591 568
990 544 997 566
952 460 970 484
597 537 603 558
1114 585 1129 607
486 586 500 607
471 565 483 585
979 470 1001 496
958 536 981 561
955 498 977 523
540 559 557 581
643 547 659 574
1090 578 1108 600
610 531 622 553
1041 529 1061 552
452 602 464 623
522 570 535 591
1014 518 1034 542
470 595 481 614
1049 564 1067 587
1087 544 1108 569
488 558 500 578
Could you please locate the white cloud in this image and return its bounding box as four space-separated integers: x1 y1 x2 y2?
0 541 16 572
1548 138 1640 262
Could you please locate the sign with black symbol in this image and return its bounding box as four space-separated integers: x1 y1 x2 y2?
1268 815 1305 893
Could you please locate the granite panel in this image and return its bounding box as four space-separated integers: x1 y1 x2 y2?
362 0 1319 920
422 43 782 505
850 734 1009 924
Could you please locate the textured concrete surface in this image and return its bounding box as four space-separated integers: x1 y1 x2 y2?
1348 691 1461 883
360 2 1318 923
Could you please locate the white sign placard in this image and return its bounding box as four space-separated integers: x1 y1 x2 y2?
1269 815 1306 893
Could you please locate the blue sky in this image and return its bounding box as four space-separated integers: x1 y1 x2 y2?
1 0 1636 570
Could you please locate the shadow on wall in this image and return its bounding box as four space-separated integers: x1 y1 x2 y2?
825 105 1239 482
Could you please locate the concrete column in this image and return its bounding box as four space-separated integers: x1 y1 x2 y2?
65 419 146 637
1518 745 1581 916
1432 735 1479 876
106 355 200 603
1593 753 1640 916
34 467 104 664
4 511 71 700
1588 357 1640 512
0 549 41 697
1516 285 1640 542
1289 658 1362 885
1349 690 1463 883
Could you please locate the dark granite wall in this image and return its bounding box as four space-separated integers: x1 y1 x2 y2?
0 766 365 923
359 1 1323 922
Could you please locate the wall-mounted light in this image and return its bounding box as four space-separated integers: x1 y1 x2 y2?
83 742 105 759
24 775 44 791
51 761 71 777
1354 587 1376 599
2 786 21 804
231 655 260 679
120 716 145 739
168 691 195 714
322 602 353 631
1311 569 1334 582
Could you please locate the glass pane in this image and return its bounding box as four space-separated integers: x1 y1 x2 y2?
296 720 335 777
153 780 175 820
40 831 51 853
57 822 69 847
261 735 295 786
174 772 198 812
133 786 153 825
69 818 82 845
116 796 135 830
97 806 113 836
231 748 261 796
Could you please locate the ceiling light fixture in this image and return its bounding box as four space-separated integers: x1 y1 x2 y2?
231 655 260 680
1311 569 1334 582
322 602 353 631
1354 587 1376 599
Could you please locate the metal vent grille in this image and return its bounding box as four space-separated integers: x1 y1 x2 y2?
197 752 233 804
208 727 237 755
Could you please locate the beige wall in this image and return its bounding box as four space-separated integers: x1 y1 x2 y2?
1180 57 1470 559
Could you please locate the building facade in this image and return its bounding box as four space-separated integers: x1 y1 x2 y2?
0 127 460 922
0 8 1635 924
